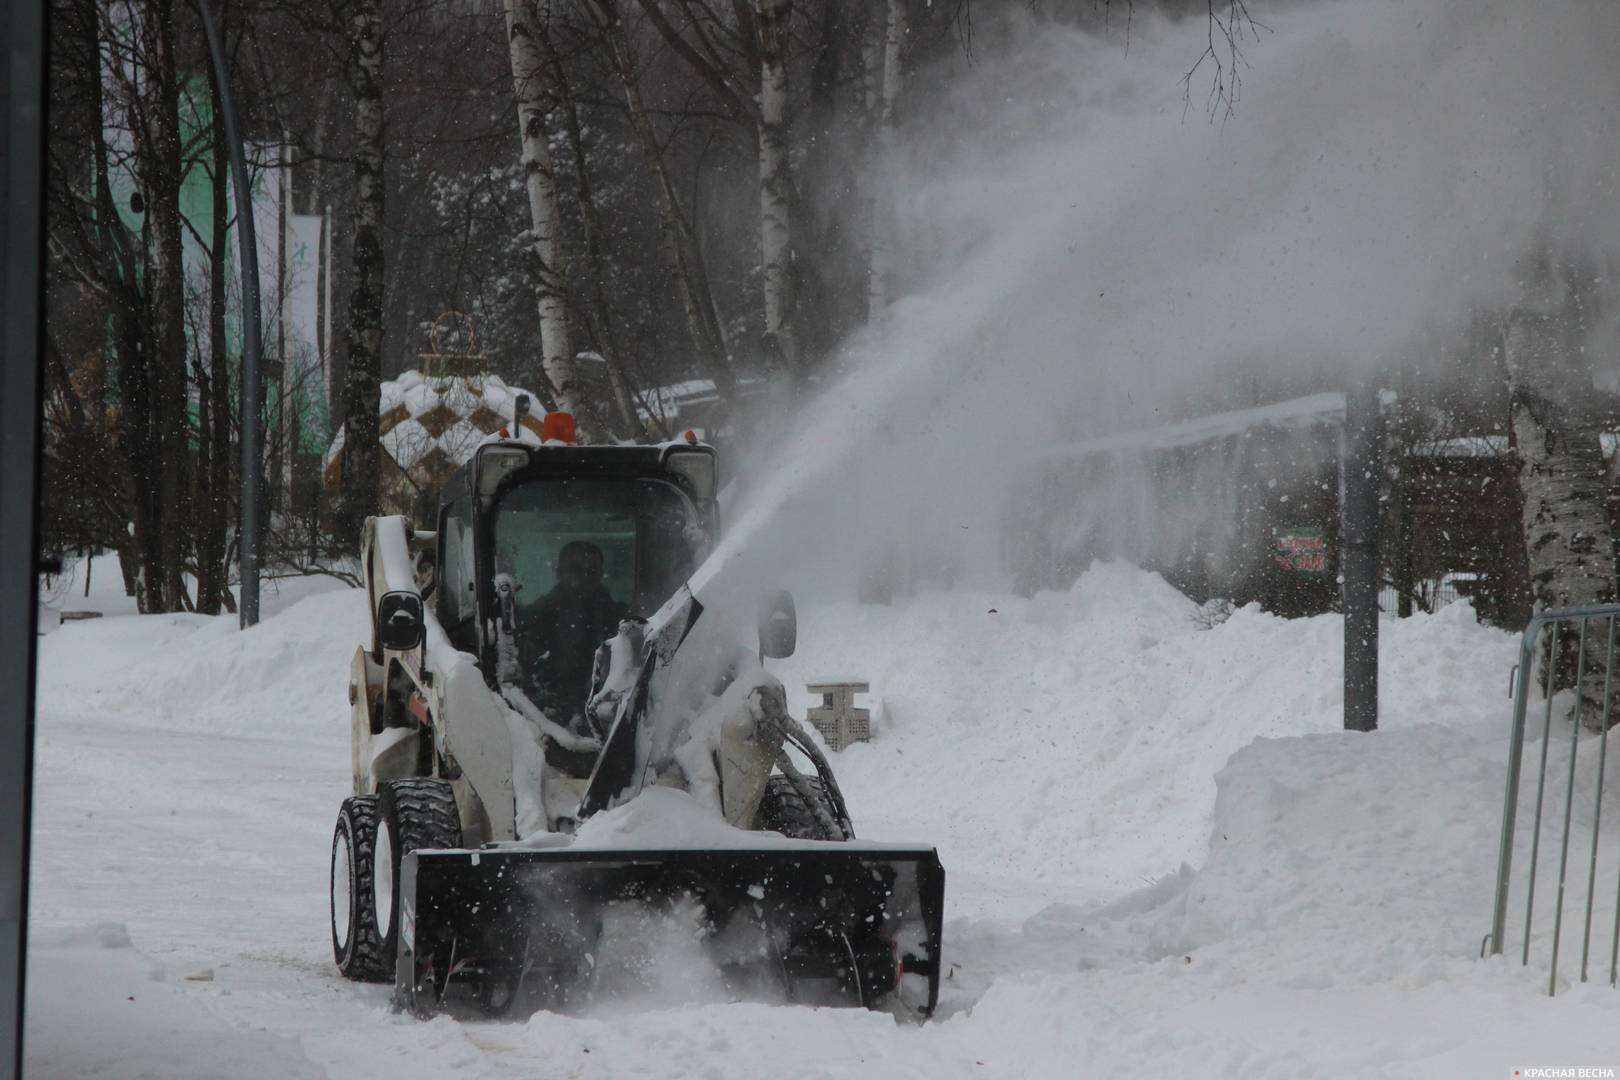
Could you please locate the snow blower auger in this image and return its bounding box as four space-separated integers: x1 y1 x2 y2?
329 409 945 1019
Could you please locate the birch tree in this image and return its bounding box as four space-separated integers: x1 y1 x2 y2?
1506 301 1617 729
754 0 798 376
505 0 604 441
614 0 810 384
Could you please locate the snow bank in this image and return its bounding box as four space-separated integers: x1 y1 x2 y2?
774 563 1519 917
33 558 1620 1077
926 722 1620 1077
36 586 366 738
38 552 352 631
1167 728 1506 978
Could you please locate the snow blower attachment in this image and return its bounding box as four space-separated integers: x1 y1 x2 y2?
396 841 945 1015
333 426 945 1017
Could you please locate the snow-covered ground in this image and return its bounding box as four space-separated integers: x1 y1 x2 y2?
24 563 1620 1078
37 551 349 626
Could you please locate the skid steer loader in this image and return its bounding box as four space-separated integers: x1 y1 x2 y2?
329 409 945 1018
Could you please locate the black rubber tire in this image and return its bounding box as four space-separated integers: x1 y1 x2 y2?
373 779 461 966
753 775 850 841
331 796 390 981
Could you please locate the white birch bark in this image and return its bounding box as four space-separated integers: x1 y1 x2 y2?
506 0 599 439
867 0 904 322
755 0 797 375
1506 307 1617 727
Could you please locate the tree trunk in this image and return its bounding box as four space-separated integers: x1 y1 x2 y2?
116 315 161 614
793 0 845 365
867 0 904 322
505 0 601 442
139 0 192 611
83 2 156 612
1507 307 1617 728
594 0 737 399
755 0 798 378
303 76 337 216
338 0 386 549
196 64 234 616
860 1 880 113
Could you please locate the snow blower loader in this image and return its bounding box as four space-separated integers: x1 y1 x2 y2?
329 410 945 1018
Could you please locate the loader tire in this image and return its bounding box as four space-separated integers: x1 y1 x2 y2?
331 796 390 981
372 779 461 967
754 775 849 841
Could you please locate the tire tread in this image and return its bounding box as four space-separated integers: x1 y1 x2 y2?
333 795 390 981
754 775 849 841
373 778 461 969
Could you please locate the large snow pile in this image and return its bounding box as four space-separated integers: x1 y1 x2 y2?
774 563 1519 918
34 585 366 735
26 562 1620 1077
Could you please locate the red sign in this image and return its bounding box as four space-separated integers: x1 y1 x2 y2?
1275 528 1328 575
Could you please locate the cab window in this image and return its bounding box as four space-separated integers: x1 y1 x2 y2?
491 478 700 621
438 496 475 628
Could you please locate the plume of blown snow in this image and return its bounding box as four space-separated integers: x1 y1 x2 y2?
700 0 1620 636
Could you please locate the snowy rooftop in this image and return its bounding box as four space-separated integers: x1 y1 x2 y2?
1046 393 1620 462
637 375 766 424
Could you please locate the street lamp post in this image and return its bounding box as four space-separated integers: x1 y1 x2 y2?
1341 383 1382 732
197 0 263 628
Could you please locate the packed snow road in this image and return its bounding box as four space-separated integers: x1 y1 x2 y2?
25 564 1620 1077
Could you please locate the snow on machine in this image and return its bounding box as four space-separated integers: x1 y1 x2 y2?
329 408 945 1017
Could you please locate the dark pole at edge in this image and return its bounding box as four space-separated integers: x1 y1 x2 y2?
1 0 45 1073
1341 383 1382 732
199 0 262 628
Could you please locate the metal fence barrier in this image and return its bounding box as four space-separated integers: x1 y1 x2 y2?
1378 577 1469 615
1487 605 1620 995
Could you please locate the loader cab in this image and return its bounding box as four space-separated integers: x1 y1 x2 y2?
436 436 720 705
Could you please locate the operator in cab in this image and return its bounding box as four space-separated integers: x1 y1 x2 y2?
526 540 627 766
